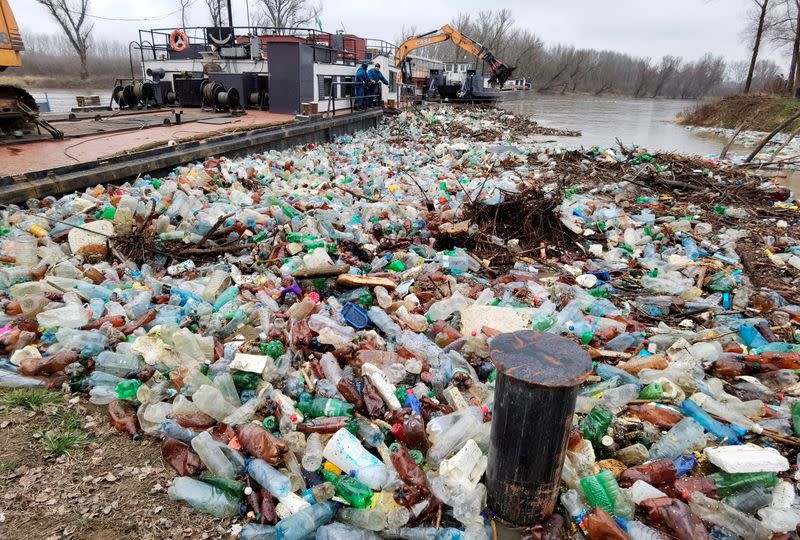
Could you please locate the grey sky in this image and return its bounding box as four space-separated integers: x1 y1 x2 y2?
7 0 784 66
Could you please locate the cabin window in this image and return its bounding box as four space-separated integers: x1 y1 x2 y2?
318 75 334 99
340 76 354 98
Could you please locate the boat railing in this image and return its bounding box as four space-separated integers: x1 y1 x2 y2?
136 27 396 67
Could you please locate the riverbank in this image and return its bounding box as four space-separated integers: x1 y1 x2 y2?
678 93 800 132
0 75 115 92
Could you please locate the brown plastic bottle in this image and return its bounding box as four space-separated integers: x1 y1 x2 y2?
581 507 631 540
711 359 748 377
19 351 77 376
641 496 674 524
336 377 365 412
362 377 387 418
670 476 718 501
169 409 217 429
211 422 237 444
660 498 709 540
743 352 800 370
122 308 156 335
81 315 126 330
403 413 429 452
297 416 348 434
246 481 277 524
83 267 106 285
618 354 668 374
236 423 287 465
108 399 141 439
619 458 677 487
162 437 203 476
626 404 683 430
391 444 427 487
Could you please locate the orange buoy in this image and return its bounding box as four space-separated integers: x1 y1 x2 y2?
169 29 189 52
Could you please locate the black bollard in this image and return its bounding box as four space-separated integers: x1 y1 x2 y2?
486 330 592 526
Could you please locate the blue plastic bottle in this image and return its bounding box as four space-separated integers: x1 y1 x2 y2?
679 399 745 444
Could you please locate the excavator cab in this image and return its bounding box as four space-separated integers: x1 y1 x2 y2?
394 25 516 89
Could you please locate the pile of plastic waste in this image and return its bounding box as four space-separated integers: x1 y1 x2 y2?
3 105 800 540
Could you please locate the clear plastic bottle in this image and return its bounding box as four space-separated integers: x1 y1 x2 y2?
14 234 38 268
167 476 241 518
648 417 705 460
247 458 292 497
688 491 772 540
302 432 324 472
367 306 402 338
192 384 237 421
337 507 387 531
190 430 245 479
273 500 338 540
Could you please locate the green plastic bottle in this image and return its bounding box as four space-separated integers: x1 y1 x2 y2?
582 406 613 447
792 401 800 437
639 382 663 400
259 340 286 359
320 469 373 508
296 392 355 418
531 313 555 331
115 379 142 400
386 260 405 272
709 471 778 498
231 370 261 392
199 474 245 498
579 472 615 516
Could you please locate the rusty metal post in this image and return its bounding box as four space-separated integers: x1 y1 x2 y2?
486 330 592 526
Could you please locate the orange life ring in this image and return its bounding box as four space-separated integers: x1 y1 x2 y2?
169 29 189 52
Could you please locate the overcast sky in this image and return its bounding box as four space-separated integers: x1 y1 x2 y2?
7 0 786 66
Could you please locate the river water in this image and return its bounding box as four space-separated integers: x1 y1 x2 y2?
499 93 733 155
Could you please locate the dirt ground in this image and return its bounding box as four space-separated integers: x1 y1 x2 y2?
0 390 232 540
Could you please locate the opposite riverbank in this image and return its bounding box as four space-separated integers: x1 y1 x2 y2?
679 93 800 133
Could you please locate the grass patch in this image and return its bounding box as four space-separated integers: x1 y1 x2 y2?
678 93 800 132
0 461 19 473
2 389 61 410
48 409 83 431
42 431 91 457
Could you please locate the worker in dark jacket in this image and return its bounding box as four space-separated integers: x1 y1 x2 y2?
354 62 369 110
366 63 389 107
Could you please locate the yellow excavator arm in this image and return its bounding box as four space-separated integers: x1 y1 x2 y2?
394 24 515 87
0 0 24 71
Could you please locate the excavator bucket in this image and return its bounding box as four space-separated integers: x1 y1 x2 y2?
488 62 516 87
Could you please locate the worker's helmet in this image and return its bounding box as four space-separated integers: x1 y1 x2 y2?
375 63 381 69
361 62 367 68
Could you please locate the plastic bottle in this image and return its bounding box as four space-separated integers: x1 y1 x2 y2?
273 501 338 540
660 498 709 540
580 507 629 540
213 285 240 312
107 399 141 439
247 458 292 497
619 459 677 488
236 423 286 466
297 393 355 418
302 432 324 471
320 469 373 508
679 399 745 443
367 306 402 338
648 417 705 460
581 406 613 447
580 472 615 516
192 384 237 421
688 491 771 540
191 430 245 479
337 507 387 531
95 351 140 378
167 476 241 518
709 471 778 498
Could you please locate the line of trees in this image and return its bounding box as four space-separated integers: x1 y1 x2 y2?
410 9 782 99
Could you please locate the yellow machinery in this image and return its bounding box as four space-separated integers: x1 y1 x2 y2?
394 24 515 87
0 0 57 137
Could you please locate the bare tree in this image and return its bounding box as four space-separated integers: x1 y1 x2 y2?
651 55 681 97
205 0 227 27
256 0 322 30
745 0 771 93
36 0 94 80
764 0 800 94
178 0 192 29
